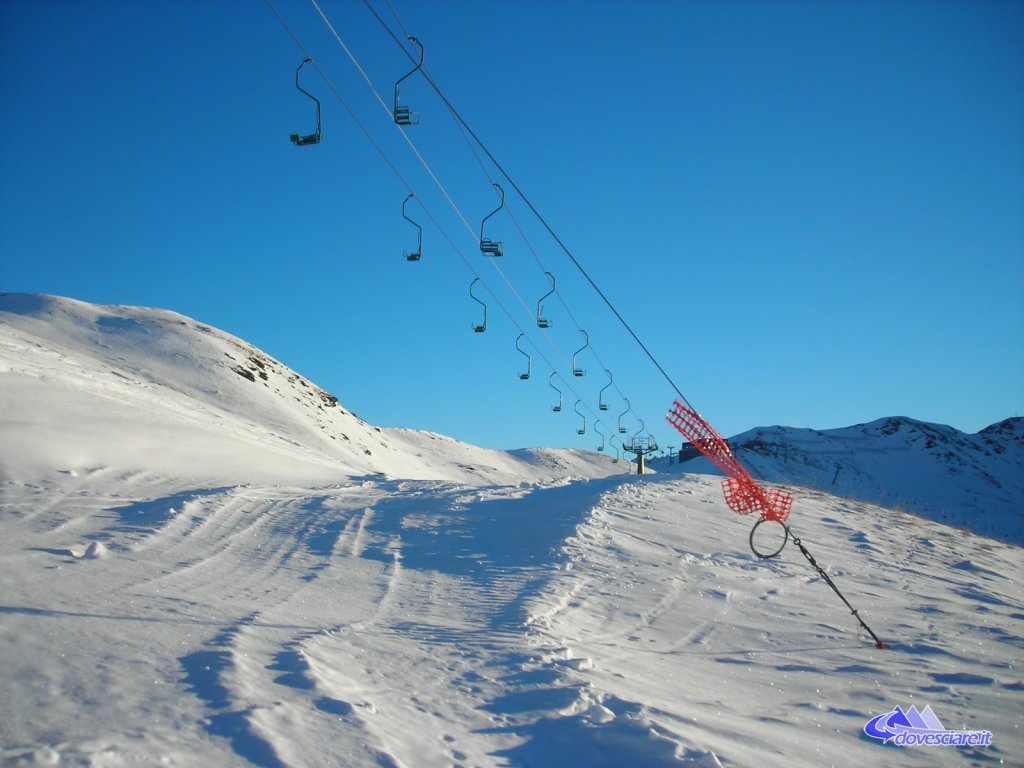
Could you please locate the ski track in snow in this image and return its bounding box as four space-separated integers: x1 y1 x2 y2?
526 477 1022 768
2 471 1021 767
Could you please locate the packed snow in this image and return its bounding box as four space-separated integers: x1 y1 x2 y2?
1 294 1020 767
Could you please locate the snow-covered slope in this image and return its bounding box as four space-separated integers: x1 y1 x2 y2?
0 293 619 486
2 470 1019 766
669 417 1024 545
2 293 1019 767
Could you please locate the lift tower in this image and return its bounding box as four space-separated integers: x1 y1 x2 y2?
624 436 659 475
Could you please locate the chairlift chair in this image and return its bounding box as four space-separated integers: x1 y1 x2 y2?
633 418 647 441
599 369 613 410
393 37 423 126
618 398 631 433
290 57 322 146
515 333 531 380
574 399 586 435
572 330 588 377
469 278 487 333
401 193 422 261
548 372 563 412
479 183 505 257
537 272 555 328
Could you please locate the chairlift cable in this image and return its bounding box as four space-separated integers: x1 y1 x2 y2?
362 0 693 413
323 1 634 428
264 2 493 309
270 0 637 441
365 12 644 430
268 2 500 306
308 4 546 336
376 29 636 414
265 0 411 192
361 0 671 434
449 125 635 412
309 0 478 245
267 0 478 286
311 0 619 431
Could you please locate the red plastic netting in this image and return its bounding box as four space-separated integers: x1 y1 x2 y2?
667 400 792 522
666 400 749 481
721 477 793 521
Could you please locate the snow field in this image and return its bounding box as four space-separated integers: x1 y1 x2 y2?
527 475 1022 767
2 469 1020 766
1 294 1020 766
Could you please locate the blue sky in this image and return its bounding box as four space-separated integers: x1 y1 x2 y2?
2 0 1022 452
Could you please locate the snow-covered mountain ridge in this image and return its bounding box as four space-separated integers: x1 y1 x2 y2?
0 293 618 486
670 416 1023 545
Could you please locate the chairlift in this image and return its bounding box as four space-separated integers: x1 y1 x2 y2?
402 193 422 261
610 435 621 463
572 329 588 377
393 36 423 126
289 57 322 146
595 422 608 452
617 398 631 433
469 278 487 333
515 333 531 380
599 369 613 411
633 417 646 440
479 183 505 257
548 372 563 412
574 399 586 435
537 272 555 328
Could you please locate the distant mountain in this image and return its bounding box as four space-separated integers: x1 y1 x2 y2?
671 416 1023 544
0 293 618 486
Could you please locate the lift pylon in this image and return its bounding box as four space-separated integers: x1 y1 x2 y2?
623 435 659 475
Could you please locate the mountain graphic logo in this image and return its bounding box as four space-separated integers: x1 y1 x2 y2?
864 705 993 747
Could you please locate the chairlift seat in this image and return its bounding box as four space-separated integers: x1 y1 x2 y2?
404 251 421 262
480 239 503 257
394 107 418 126
291 133 320 146
573 368 585 377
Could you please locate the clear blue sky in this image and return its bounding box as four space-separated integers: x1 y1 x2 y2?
2 0 1022 452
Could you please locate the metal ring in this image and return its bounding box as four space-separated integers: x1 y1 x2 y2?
749 517 789 559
